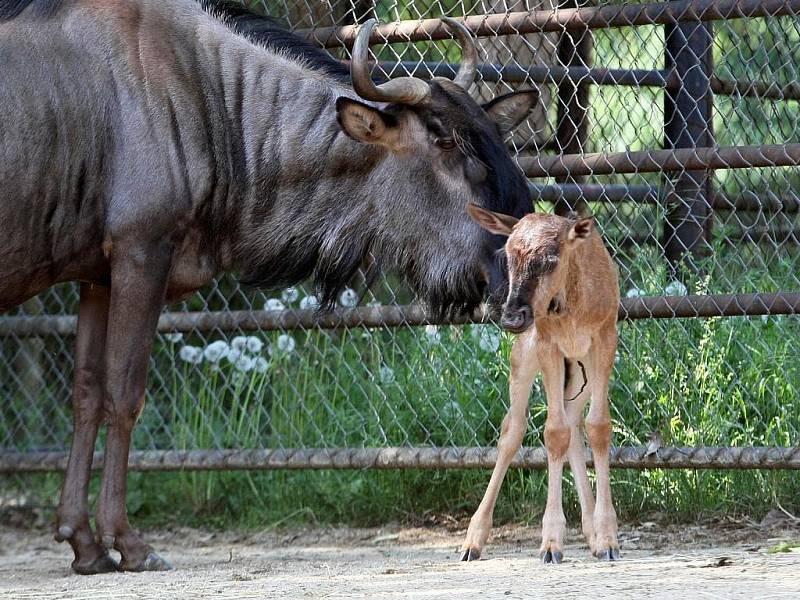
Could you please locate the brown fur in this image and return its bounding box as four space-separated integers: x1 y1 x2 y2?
461 205 621 563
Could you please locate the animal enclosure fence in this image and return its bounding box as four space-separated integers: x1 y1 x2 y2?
1 0 800 476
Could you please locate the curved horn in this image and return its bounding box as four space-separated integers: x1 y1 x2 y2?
351 19 431 105
441 17 477 90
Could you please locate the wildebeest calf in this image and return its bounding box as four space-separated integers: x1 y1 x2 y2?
461 205 620 563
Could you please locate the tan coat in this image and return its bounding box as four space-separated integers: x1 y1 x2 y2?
462 204 620 563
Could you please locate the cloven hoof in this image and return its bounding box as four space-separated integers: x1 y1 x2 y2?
460 547 481 562
71 553 120 575
540 550 563 564
595 548 621 561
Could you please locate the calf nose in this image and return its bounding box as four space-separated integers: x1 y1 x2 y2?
500 303 532 333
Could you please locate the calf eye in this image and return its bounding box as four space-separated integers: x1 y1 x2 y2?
435 138 457 151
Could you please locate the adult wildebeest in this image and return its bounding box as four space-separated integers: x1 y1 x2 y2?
1 0 538 575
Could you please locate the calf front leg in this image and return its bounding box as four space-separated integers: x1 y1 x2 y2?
55 284 119 574
461 332 539 561
539 343 569 564
586 328 619 560
94 241 173 571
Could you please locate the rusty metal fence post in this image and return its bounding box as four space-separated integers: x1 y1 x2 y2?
554 0 594 216
663 17 715 275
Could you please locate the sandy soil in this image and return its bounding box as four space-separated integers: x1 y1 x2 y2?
1 516 799 599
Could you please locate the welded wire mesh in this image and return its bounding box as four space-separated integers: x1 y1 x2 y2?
1 0 799 470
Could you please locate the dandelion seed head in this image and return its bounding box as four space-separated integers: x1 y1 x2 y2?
339 288 358 308
281 287 299 304
299 295 319 310
245 336 263 353
276 334 296 354
626 287 647 298
424 325 441 344
178 345 203 365
203 340 229 363
234 355 255 372
664 280 688 296
379 365 396 385
264 298 286 311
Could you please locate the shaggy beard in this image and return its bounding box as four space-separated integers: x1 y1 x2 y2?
238 226 491 320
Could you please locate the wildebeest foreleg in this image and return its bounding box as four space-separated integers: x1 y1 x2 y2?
55 283 119 574
94 243 173 571
540 342 569 564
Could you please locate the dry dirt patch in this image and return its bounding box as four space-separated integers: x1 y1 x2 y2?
1 519 799 599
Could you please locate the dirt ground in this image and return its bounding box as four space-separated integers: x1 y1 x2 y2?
1 515 799 600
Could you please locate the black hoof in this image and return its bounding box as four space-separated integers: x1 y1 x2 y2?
123 551 173 572
460 547 480 562
72 552 120 575
595 548 620 561
541 550 563 564
55 525 74 543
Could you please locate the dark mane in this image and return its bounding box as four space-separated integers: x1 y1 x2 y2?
201 0 351 82
0 0 61 21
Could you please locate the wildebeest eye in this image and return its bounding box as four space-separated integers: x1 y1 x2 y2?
435 138 457 151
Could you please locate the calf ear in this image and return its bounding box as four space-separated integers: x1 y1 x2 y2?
482 90 539 135
567 217 594 242
336 97 399 147
466 203 518 236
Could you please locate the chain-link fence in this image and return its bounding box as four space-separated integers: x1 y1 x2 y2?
1 0 800 474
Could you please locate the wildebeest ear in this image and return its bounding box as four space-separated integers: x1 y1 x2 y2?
567 217 594 242
482 90 539 135
466 203 518 236
336 97 398 147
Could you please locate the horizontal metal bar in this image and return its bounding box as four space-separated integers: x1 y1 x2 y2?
0 292 797 337
712 76 800 102
378 63 800 103
305 1 800 48
734 226 800 244
520 143 800 177
0 305 468 338
374 60 674 87
529 183 660 203
527 183 800 213
2 446 799 473
714 191 800 213
620 291 800 318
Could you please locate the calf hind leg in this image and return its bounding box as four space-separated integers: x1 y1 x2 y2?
563 359 597 553
586 331 619 560
94 242 173 571
55 284 119 574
